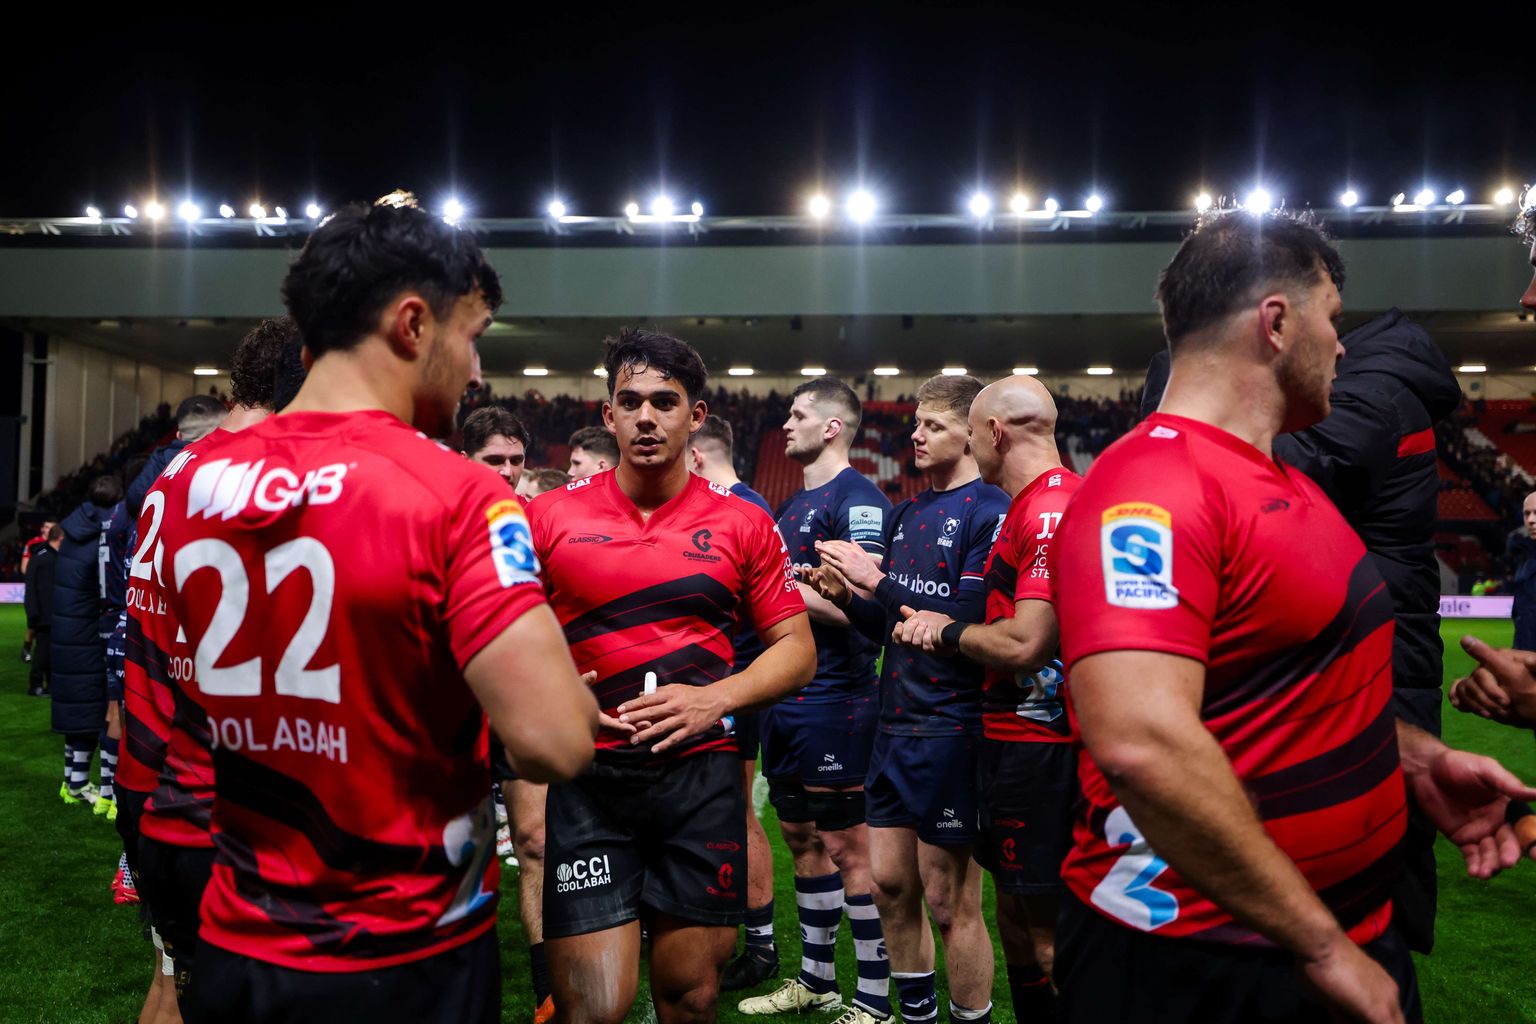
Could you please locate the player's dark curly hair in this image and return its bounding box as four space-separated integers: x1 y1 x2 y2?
282 192 503 357
1156 208 1346 352
230 316 299 409
462 406 530 456
602 327 708 402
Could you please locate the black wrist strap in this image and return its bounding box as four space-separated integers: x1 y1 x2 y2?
940 621 968 650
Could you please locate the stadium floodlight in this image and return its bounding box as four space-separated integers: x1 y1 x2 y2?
1495 187 1516 206
1413 188 1435 206
691 201 704 217
728 367 755 376
523 367 549 377
1010 192 1030 214
305 202 323 219
177 200 200 222
1244 189 1273 214
1457 364 1487 373
941 366 967 376
807 193 832 219
84 206 101 221
800 367 827 376
144 201 165 221
273 206 289 220
1085 194 1104 213
846 189 877 223
650 195 675 217
123 204 139 219
872 366 900 376
1339 190 1359 208
248 202 266 219
218 204 235 218
1390 192 1406 208
1013 366 1040 376
547 199 567 218
1194 192 1213 213
442 198 464 224
1445 189 1466 206
1042 197 1060 214
968 192 992 218
624 201 640 218
1086 366 1114 376
192 367 220 377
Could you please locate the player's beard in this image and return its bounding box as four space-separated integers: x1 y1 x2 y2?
416 330 463 438
1275 336 1332 433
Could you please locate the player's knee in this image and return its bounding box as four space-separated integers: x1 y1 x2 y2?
514 822 547 861
655 980 720 1024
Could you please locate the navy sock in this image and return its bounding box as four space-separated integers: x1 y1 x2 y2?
893 971 938 1024
795 872 843 994
1006 963 1056 1023
529 941 551 1005
745 899 776 952
846 892 890 1018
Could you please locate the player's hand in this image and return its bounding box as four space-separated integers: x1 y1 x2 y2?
1454 637 1536 727
814 540 884 591
801 564 852 607
1298 934 1404 1024
617 684 731 754
582 672 639 737
1408 745 1536 877
891 605 957 653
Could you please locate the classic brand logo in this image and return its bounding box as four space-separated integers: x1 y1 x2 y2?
567 534 613 545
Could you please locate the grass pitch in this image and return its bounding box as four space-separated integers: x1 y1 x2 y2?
0 604 1531 1022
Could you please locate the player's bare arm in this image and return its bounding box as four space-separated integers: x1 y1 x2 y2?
1071 648 1405 1024
891 599 1056 674
616 612 816 753
1393 718 1536 875
464 604 599 783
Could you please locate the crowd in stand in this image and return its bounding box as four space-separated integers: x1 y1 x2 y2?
1437 403 1532 523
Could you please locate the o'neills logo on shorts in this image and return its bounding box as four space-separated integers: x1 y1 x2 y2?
555 855 612 892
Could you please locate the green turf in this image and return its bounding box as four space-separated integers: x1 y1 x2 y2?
1 603 1533 1022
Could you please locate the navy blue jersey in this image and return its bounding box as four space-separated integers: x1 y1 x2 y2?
876 479 1009 735
730 483 775 669
776 467 892 702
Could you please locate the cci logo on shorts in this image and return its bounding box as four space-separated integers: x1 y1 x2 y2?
554 855 612 893
1100 502 1175 610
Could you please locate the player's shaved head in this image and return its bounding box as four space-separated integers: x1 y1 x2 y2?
968 374 1061 490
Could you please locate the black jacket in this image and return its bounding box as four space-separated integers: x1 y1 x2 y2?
23 546 57 629
126 439 188 518
1140 309 1460 690
49 500 123 734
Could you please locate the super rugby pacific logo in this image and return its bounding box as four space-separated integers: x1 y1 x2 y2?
487 499 540 588
1100 502 1176 610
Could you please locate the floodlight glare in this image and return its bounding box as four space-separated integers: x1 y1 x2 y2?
144 201 165 221
177 201 200 222
807 194 832 219
1457 364 1487 374
593 367 609 378
872 366 900 376
728 367 754 376
1390 192 1407 207
1042 197 1060 214
1495 187 1516 206
1244 189 1273 214
1086 366 1114 376
547 199 567 218
248 202 266 219
273 206 289 220
1010 192 1030 213
305 202 322 219
624 201 640 218
1085 194 1104 213
846 189 877 223
192 367 220 377
84 206 101 221
941 367 967 376
1445 189 1466 205
123 204 139 219
691 201 704 217
442 198 464 223
1339 190 1359 208
1013 366 1040 376
218 204 235 218
650 195 675 217
800 367 827 376
968 192 992 217
1194 193 1213 212
1413 188 1435 206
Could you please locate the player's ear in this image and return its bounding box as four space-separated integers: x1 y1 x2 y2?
1258 292 1289 355
384 294 431 360
601 401 616 433
691 399 707 432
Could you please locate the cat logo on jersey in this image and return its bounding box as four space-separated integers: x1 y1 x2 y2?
1100 503 1175 609
486 499 540 587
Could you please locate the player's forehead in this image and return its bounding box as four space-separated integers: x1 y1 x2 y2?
915 401 963 426
789 392 825 418
477 434 524 456
613 363 686 399
448 289 494 329
1525 492 1536 511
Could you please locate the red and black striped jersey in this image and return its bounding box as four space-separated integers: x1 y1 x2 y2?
1054 413 1404 945
981 468 1081 743
529 470 804 766
152 409 547 971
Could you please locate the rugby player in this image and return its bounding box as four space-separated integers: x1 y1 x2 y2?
151 195 599 1023
809 374 1007 1024
890 374 1079 1022
1051 209 1535 1023
463 406 531 487
519 467 572 500
687 414 782 990
568 425 619 479
121 316 295 1020
527 328 816 1024
740 378 892 1024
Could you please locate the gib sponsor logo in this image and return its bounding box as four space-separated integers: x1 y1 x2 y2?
1100 503 1175 610
187 459 348 519
555 855 613 893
